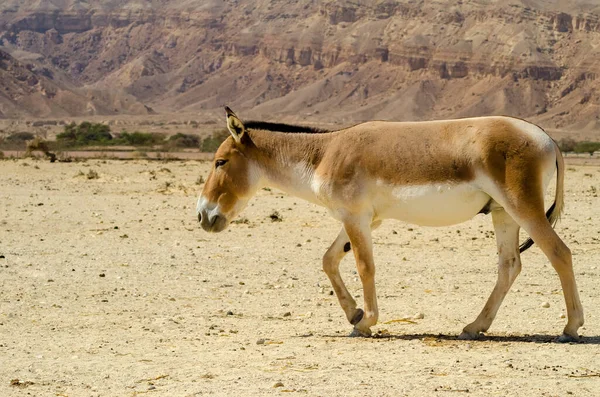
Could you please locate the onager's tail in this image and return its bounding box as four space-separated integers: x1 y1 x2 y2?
519 143 565 253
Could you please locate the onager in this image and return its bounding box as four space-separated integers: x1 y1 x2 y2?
197 106 584 342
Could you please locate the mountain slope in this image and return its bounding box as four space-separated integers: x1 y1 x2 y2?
1 0 599 135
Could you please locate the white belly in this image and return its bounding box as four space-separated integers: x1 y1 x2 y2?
373 182 490 226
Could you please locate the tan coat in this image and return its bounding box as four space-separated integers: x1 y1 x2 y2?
197 107 583 342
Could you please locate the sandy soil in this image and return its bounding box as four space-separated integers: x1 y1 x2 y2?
1 158 599 397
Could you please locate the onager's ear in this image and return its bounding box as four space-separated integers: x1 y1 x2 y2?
224 106 245 144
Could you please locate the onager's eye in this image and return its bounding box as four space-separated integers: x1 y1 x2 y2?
215 159 228 168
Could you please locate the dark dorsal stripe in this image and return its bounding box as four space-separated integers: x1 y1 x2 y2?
245 120 330 134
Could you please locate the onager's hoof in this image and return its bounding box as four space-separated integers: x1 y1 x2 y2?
557 333 580 343
458 331 484 340
350 308 364 325
349 327 372 338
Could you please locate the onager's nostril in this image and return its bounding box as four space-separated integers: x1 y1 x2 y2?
197 212 202 223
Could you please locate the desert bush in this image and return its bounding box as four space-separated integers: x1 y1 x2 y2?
0 132 36 149
558 138 577 153
168 133 200 148
6 132 35 142
116 131 165 146
57 122 112 146
573 141 600 156
200 129 229 152
86 169 99 179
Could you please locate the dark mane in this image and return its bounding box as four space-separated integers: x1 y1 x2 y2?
244 120 330 134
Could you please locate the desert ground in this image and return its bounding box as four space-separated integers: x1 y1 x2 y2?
0 157 599 397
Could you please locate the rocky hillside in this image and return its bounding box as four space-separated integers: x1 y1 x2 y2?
1 0 600 135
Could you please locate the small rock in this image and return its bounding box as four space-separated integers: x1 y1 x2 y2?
273 382 284 388
256 338 266 345
414 312 425 319
541 302 550 308
226 311 234 316
148 385 156 390
99 273 106 278
283 312 291 317
269 211 283 222
560 313 566 319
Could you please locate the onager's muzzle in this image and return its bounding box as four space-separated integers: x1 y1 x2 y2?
197 200 228 233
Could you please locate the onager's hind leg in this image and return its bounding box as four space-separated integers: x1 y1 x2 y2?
460 209 521 339
323 221 381 335
487 175 583 341
517 216 584 342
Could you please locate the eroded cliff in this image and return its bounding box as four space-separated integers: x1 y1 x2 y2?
1 0 599 134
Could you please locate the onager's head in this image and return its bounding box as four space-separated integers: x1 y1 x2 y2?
197 107 260 232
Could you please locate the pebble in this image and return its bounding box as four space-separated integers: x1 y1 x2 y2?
256 338 266 345
560 313 566 319
414 312 425 319
273 382 284 388
541 302 550 308
283 312 291 317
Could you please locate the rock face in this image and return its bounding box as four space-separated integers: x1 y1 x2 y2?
0 0 599 134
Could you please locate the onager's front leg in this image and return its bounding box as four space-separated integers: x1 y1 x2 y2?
322 227 362 325
343 215 378 337
323 221 382 331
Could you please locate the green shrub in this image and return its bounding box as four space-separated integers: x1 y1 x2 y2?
558 138 577 153
6 132 35 142
117 131 165 146
573 141 600 156
168 133 200 148
200 129 229 152
0 132 35 149
57 122 112 145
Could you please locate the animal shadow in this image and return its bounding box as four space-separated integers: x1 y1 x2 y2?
321 332 600 344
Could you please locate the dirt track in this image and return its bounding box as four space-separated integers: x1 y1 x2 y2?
1 159 599 396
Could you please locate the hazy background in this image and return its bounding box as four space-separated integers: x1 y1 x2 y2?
1 0 600 141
